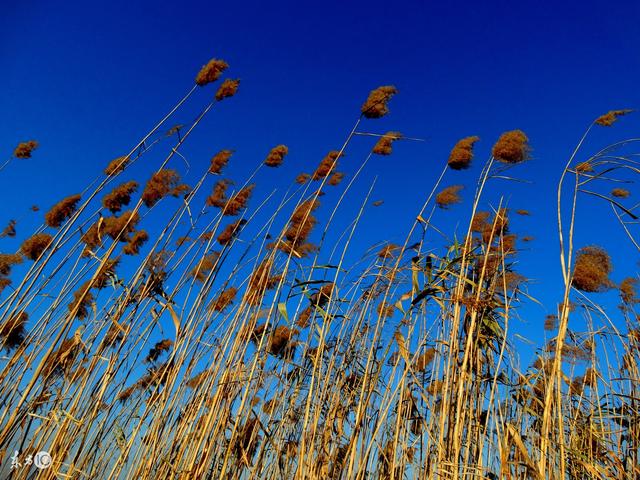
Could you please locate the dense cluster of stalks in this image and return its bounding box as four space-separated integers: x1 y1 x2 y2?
0 57 638 480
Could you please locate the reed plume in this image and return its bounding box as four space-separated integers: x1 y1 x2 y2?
206 179 232 207
571 246 613 293
217 219 247 245
45 194 82 227
123 230 149 255
436 185 464 208
595 109 633 126
13 140 38 159
361 86 398 118
141 169 184 207
447 136 479 170
1 219 16 238
312 151 341 180
210 286 238 312
492 130 530 164
264 145 288 167
195 58 229 86
0 312 27 351
611 188 630 198
372 132 402 155
102 181 139 213
209 150 233 174
328 171 345 186
215 78 240 101
223 184 255 215
295 173 310 184
20 233 53 261
104 155 129 176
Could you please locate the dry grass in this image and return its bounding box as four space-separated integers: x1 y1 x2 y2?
0 58 638 480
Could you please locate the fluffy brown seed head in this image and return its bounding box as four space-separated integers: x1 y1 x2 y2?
264 145 288 167
217 219 246 245
146 339 173 363
295 306 313 328
186 370 209 389
2 220 16 238
102 181 138 213
68 281 94 320
544 314 558 331
190 252 221 282
448 136 479 170
572 246 613 293
141 169 182 207
575 161 593 173
21 233 52 261
620 277 638 305
594 109 633 126
13 140 38 159
372 132 402 156
123 230 149 255
81 221 102 253
377 301 395 318
209 150 233 174
295 173 310 184
471 211 490 232
481 208 510 244
436 185 464 209
310 283 334 308
0 312 27 351
166 124 183 137
583 367 597 388
268 326 299 359
223 184 255 216
492 130 530 164
414 348 436 372
378 244 399 259
245 259 281 305
312 151 341 180
175 236 192 247
92 258 120 290
611 188 630 198
361 86 398 119
104 155 129 176
215 78 240 101
328 172 345 186
278 199 320 256
0 253 23 276
103 210 140 241
516 209 530 216
195 58 229 86
206 179 232 207
45 194 81 228
0 277 12 294
210 286 238 312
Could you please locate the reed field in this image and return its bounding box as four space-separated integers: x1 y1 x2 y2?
0 56 638 479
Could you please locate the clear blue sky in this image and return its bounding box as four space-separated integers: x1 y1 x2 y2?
1 0 639 363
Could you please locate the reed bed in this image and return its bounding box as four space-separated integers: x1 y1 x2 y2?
0 57 638 480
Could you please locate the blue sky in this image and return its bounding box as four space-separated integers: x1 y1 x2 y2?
1 0 639 366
